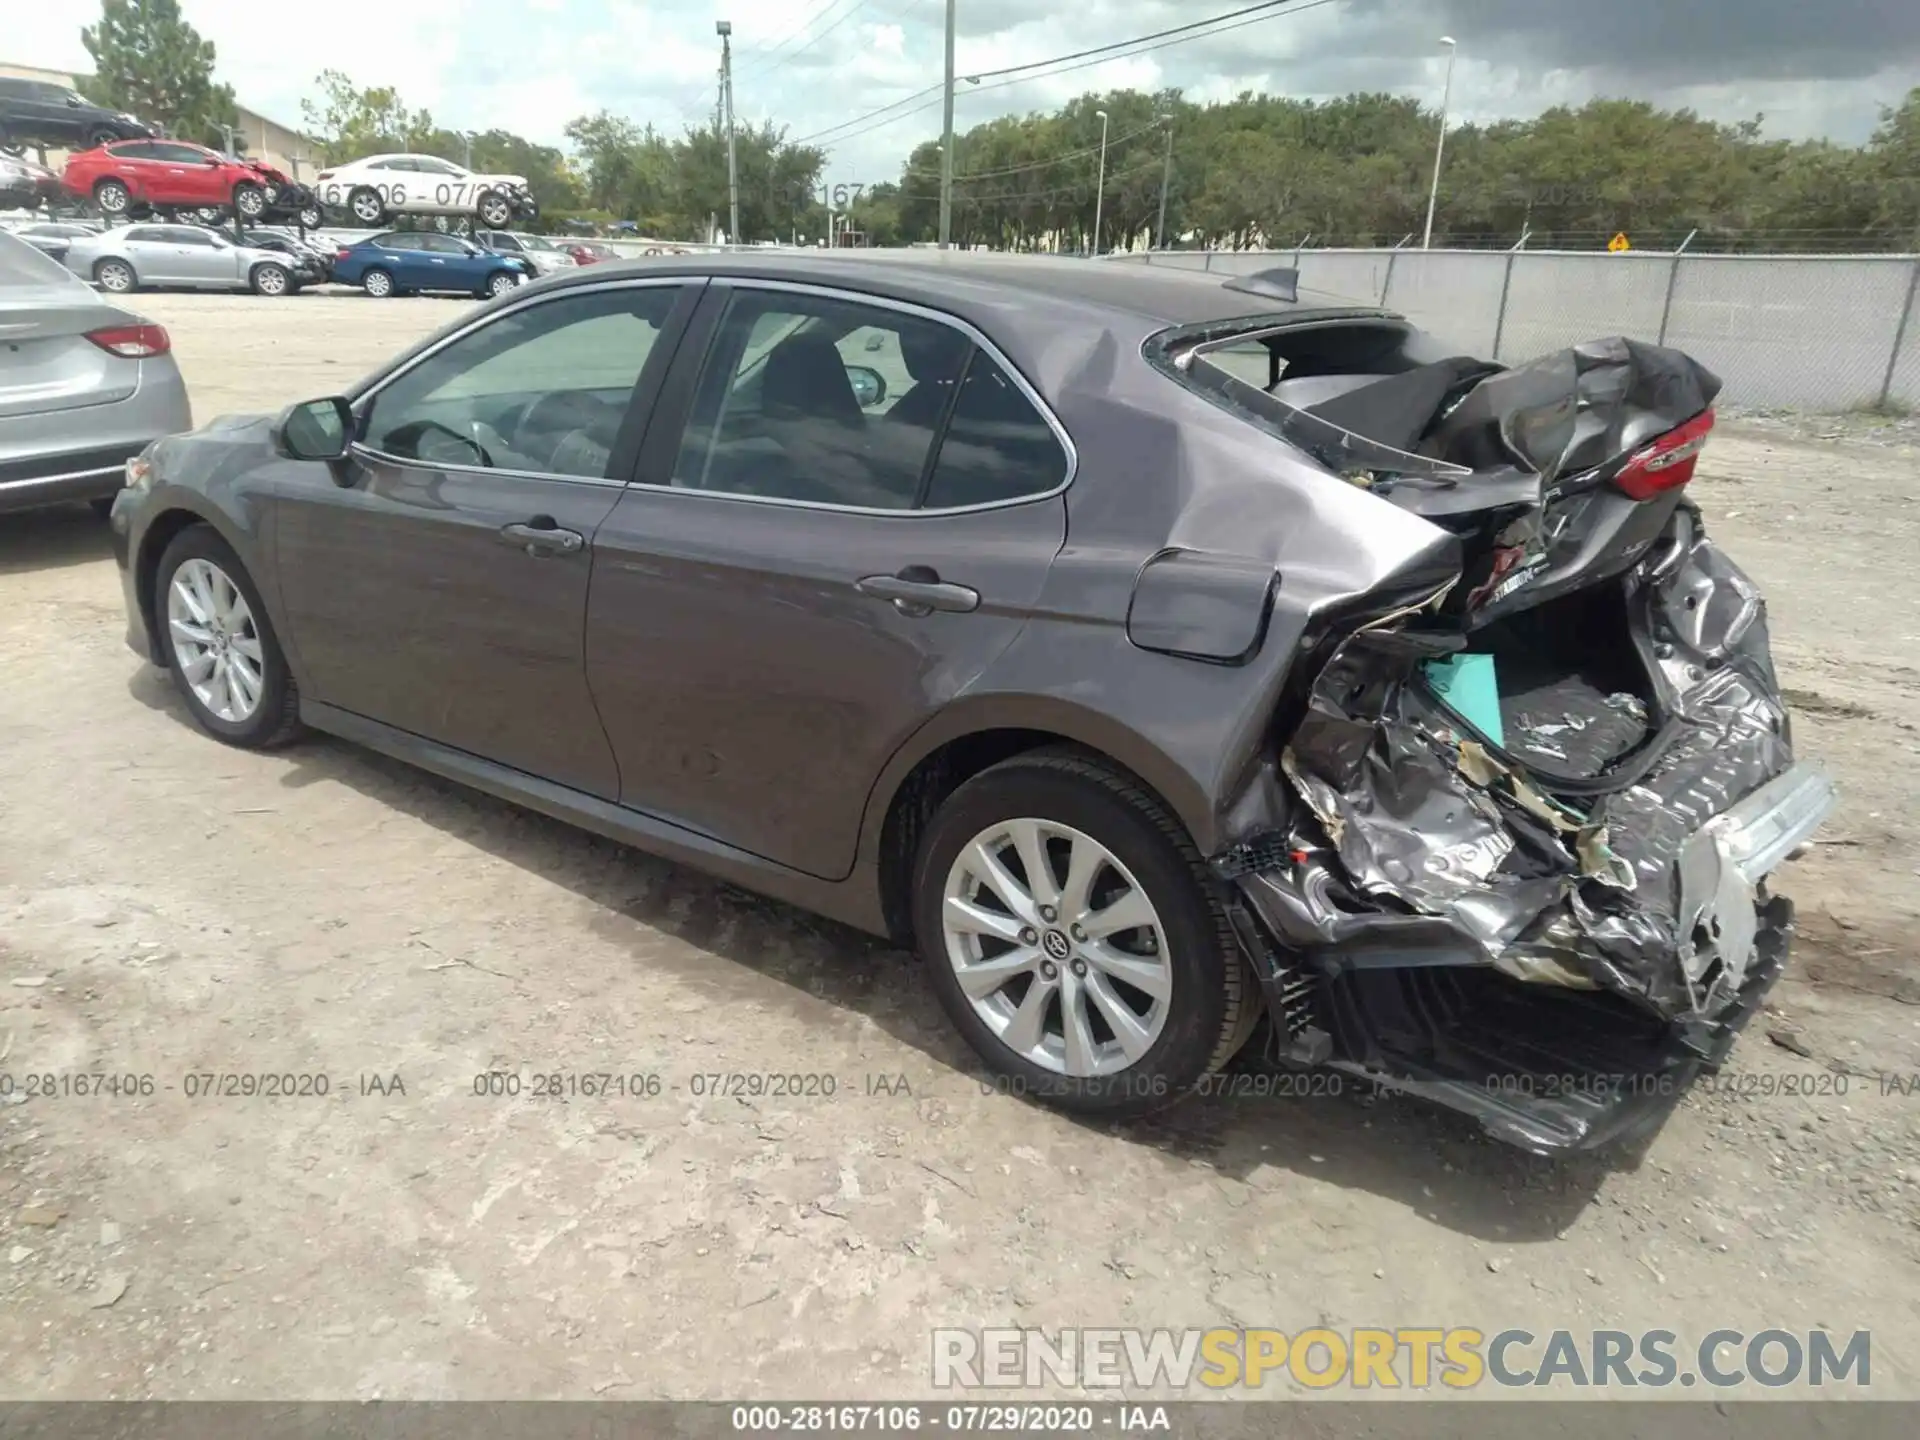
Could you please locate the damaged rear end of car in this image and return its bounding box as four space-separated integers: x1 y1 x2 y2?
1149 282 1837 1154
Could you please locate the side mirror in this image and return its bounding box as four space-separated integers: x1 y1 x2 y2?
272 396 353 463
846 365 888 409
66 95 83 108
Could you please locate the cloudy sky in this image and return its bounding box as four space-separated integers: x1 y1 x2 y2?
11 0 1920 180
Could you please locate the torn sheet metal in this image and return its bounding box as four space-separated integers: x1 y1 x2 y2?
1247 502 1821 1021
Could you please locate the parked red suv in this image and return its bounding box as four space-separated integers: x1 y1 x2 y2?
61 139 278 221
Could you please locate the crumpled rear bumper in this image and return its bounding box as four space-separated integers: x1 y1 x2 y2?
1209 507 1836 1154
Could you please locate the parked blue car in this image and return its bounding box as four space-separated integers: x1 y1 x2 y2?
329 230 533 299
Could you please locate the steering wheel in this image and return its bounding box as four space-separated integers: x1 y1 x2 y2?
390 418 495 469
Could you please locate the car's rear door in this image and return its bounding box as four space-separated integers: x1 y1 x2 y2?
272 277 702 797
584 280 1072 880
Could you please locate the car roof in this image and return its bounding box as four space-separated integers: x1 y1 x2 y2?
536 250 1370 332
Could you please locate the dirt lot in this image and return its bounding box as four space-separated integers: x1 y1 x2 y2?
2 292 1919 1401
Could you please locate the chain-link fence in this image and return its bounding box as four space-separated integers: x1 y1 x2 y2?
1114 247 1920 411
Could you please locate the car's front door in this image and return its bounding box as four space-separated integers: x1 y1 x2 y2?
273 279 699 797
585 282 1073 879
149 142 225 204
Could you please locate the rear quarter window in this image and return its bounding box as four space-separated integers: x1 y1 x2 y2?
921 352 1070 508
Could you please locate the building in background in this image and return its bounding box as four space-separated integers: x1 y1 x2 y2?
0 59 321 177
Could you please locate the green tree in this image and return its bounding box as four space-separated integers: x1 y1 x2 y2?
79 0 236 148
299 69 436 161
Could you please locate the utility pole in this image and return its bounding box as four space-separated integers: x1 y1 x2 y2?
1422 35 1458 250
938 0 956 249
1091 109 1109 256
718 20 740 246
1155 120 1173 250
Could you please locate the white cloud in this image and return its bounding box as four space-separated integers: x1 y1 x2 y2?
6 0 1915 183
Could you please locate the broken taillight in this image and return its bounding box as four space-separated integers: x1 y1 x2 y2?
85 323 170 358
1614 408 1714 500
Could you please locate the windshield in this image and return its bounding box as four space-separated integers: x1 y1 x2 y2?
516 235 558 251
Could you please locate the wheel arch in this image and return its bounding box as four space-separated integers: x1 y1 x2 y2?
860 698 1211 946
132 503 259 661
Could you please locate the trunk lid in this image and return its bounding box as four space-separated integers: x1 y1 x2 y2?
0 252 141 419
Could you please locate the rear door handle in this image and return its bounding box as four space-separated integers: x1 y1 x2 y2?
500 519 584 556
856 568 980 616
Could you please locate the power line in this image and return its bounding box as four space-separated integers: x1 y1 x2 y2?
737 0 890 84
894 117 1168 184
797 0 1341 150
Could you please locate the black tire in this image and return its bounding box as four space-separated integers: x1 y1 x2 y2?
93 257 136 293
232 182 267 219
297 202 324 229
477 189 513 228
485 269 518 298
93 177 131 216
348 186 385 225
250 261 291 297
911 748 1255 1119
361 266 394 298
87 127 121 150
153 525 303 750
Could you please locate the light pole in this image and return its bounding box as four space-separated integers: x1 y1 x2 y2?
938 0 956 249
1091 108 1109 256
1421 36 1457 250
1155 117 1173 250
717 20 740 246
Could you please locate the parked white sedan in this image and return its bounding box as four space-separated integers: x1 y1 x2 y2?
311 154 538 228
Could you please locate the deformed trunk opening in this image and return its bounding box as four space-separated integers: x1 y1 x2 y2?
1434 584 1656 784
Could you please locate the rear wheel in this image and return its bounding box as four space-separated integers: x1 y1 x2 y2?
348 186 385 224
912 749 1255 1118
93 257 136 293
250 261 291 297
232 182 267 220
93 177 130 217
296 201 324 229
477 189 513 228
153 526 302 749
361 267 394 298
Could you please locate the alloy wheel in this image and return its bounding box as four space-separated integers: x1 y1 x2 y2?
488 271 516 297
350 189 383 223
167 558 265 724
254 264 288 296
95 180 129 214
941 818 1172 1077
479 193 512 227
363 269 392 298
96 260 133 292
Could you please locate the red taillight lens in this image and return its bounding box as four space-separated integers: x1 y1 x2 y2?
336 248 351 260
85 323 170 358
1614 408 1714 500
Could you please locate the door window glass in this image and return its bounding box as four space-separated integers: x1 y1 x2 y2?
110 142 158 161
670 289 970 509
361 286 680 479
921 352 1071 508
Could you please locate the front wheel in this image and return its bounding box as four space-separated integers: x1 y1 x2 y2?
297 202 324 229
250 261 291 297
912 749 1256 1119
361 266 394 298
485 269 518 298
476 189 513 228
153 526 302 749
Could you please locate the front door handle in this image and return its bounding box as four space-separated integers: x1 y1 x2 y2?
856 567 980 617
500 519 584 557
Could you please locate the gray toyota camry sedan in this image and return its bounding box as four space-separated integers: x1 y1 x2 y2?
105 251 1834 1153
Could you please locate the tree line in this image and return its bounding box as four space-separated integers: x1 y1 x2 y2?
73 0 1920 251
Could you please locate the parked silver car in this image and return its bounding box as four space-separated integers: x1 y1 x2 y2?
63 222 305 296
0 230 192 514
7 220 99 266
471 229 577 276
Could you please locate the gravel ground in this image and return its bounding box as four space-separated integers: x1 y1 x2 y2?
1 292 1917 1402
